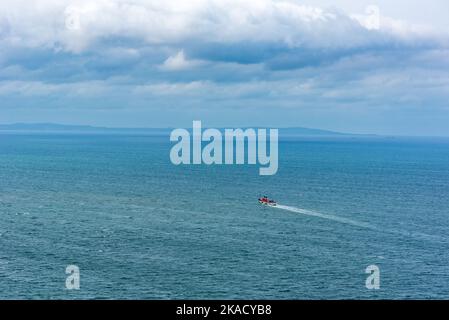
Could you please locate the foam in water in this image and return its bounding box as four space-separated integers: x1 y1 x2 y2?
274 204 448 244
275 204 374 229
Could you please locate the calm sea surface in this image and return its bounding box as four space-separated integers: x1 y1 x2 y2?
1 133 449 299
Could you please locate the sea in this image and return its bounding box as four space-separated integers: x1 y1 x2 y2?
1 133 449 299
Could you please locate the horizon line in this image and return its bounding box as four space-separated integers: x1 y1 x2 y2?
0 122 366 135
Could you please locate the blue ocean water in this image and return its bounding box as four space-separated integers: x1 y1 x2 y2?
1 133 449 299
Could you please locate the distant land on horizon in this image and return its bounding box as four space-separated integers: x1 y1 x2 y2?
0 122 371 137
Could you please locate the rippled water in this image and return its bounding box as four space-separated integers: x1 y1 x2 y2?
1 134 449 299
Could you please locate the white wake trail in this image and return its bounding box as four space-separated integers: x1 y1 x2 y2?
273 204 449 244
274 204 374 230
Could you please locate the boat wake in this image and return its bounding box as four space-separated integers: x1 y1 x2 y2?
274 204 375 230
272 203 449 244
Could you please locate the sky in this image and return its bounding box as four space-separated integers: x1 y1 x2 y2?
0 0 448 135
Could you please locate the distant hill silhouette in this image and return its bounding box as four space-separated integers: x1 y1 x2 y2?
0 123 365 136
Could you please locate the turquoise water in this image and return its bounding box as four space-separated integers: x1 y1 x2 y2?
1 133 449 299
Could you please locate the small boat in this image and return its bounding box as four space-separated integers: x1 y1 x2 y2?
258 196 277 206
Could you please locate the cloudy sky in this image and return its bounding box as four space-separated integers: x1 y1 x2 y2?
1 0 448 135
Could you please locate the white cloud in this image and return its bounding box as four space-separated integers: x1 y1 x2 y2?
0 0 445 54
160 50 205 71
